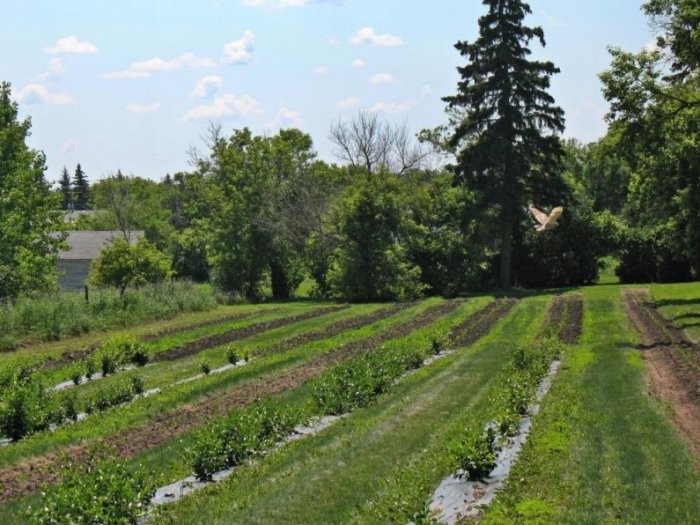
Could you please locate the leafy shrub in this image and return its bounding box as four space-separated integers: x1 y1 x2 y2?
99 351 118 376
85 379 138 414
617 227 694 283
0 374 54 441
60 391 79 422
200 361 211 375
226 346 239 365
454 427 499 481
101 335 148 368
28 452 155 524
185 403 296 481
129 374 145 395
69 363 83 385
84 358 97 380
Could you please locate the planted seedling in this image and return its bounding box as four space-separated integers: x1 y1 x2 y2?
200 361 211 375
226 346 239 365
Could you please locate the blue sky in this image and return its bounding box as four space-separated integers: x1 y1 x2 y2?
1 0 654 183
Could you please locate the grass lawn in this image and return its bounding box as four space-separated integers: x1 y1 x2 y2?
481 283 700 523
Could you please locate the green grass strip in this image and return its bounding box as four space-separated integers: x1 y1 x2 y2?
480 285 700 523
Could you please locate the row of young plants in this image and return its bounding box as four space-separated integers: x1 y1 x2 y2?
26 303 468 522
451 337 562 480
0 336 150 441
0 303 424 470
358 335 564 523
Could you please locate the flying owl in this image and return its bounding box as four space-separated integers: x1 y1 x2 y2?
529 205 563 232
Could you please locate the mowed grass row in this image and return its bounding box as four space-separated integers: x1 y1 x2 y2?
480 284 700 523
651 281 700 343
0 296 476 520
148 295 545 524
0 299 444 476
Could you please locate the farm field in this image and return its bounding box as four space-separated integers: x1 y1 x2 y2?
0 283 698 523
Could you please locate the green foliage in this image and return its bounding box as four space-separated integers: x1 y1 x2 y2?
327 175 426 301
7 280 215 340
200 360 211 375
453 426 499 481
0 374 52 440
85 377 141 415
616 226 693 283
0 82 66 300
89 238 173 296
599 0 699 277
225 346 239 365
28 452 155 524
185 403 297 480
513 208 621 288
71 163 90 211
101 334 148 367
433 0 566 288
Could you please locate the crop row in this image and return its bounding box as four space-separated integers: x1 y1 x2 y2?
27 301 472 521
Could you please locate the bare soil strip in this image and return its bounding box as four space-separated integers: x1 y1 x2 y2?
448 298 519 348
0 300 460 502
149 306 347 362
623 288 700 462
256 303 410 357
545 294 584 344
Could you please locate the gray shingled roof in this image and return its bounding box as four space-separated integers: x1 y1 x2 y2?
59 230 144 260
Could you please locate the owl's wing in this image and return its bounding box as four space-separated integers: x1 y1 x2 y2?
529 206 549 226
547 206 564 225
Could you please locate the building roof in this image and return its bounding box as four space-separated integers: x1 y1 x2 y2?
58 230 144 260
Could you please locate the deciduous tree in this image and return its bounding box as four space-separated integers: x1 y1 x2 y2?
0 82 65 299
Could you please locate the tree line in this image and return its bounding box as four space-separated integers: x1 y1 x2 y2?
0 0 697 303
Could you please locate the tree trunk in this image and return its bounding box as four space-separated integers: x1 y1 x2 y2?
270 261 290 299
499 216 512 290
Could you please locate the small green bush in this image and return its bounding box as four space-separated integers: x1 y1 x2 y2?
28 452 155 524
84 358 97 380
454 427 499 481
226 346 239 365
200 361 211 375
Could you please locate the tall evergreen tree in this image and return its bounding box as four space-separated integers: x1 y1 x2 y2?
439 0 565 288
72 163 90 210
59 166 73 210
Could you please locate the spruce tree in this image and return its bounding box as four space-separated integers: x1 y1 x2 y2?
59 166 73 210
441 0 565 288
72 163 90 210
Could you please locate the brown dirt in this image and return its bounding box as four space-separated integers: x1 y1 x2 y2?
448 298 519 348
0 300 461 502
544 293 584 344
623 288 700 463
255 303 410 358
140 309 278 342
149 306 347 362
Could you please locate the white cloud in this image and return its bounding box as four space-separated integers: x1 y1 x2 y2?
191 75 224 98
350 27 403 47
369 72 395 84
270 107 303 128
60 139 80 154
336 96 361 109
369 84 431 114
45 35 98 55
184 93 263 120
125 102 161 113
37 57 65 80
223 30 255 65
564 98 607 143
102 52 214 80
17 83 75 105
351 58 365 68
327 36 340 46
313 66 330 75
539 10 566 28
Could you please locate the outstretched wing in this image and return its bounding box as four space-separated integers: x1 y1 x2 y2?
545 206 564 226
529 206 549 226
